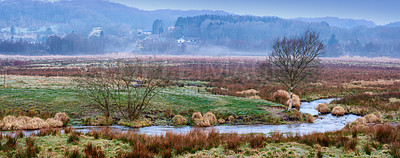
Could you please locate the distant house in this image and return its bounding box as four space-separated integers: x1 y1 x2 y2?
168 26 175 33
89 27 103 37
137 30 152 35
176 36 186 43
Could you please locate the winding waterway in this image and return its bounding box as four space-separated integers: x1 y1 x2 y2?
5 98 360 137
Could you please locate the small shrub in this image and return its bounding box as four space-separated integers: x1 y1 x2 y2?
285 94 301 110
203 112 217 125
54 112 69 126
227 116 235 122
273 90 289 104
218 118 226 124
46 118 63 127
287 109 302 121
316 103 330 114
191 112 202 121
194 118 210 127
364 113 379 123
303 113 315 123
172 115 187 125
331 106 345 116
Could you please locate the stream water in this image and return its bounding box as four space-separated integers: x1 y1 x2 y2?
5 98 360 137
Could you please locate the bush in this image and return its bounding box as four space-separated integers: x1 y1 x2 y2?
227 116 235 122
46 118 63 127
172 115 187 125
203 112 217 125
331 106 345 116
316 103 330 114
273 90 289 104
218 118 226 124
364 113 379 123
287 109 302 121
194 118 210 127
191 112 202 121
285 94 301 110
54 112 69 126
303 113 315 123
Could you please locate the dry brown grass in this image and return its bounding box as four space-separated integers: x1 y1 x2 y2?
273 90 290 104
351 117 366 127
303 113 315 123
194 118 211 127
191 112 211 127
0 115 52 130
285 94 301 110
332 106 345 116
45 118 63 128
364 113 379 123
316 103 330 114
228 116 235 122
217 118 225 124
203 112 217 125
54 112 69 126
172 115 188 125
191 112 202 121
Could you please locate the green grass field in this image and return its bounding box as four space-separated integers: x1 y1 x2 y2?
0 75 279 124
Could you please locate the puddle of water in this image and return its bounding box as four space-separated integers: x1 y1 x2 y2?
2 98 359 137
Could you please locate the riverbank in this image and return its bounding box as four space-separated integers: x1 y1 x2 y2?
1 124 398 157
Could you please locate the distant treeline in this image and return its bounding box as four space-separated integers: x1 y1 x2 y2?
0 33 105 55
174 15 400 58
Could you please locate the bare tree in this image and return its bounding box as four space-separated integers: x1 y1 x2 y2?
76 59 170 121
266 30 324 110
76 66 115 120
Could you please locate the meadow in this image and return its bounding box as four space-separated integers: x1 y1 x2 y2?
0 55 399 157
1 55 399 123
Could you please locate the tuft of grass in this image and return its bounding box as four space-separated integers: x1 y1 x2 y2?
84 142 105 158
26 137 40 157
363 142 372 155
68 131 81 143
390 142 400 158
248 134 266 149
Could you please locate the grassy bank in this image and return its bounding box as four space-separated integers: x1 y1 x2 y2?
0 75 283 126
1 124 399 157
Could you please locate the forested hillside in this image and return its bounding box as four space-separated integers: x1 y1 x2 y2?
174 15 400 57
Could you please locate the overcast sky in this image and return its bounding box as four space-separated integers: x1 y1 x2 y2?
109 0 400 25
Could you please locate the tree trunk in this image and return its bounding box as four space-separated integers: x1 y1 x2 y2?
288 88 293 110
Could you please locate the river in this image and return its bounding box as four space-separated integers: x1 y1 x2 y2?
4 98 360 137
